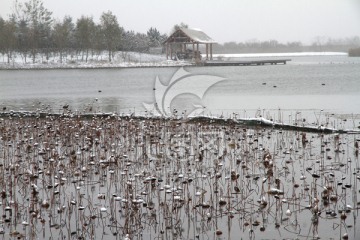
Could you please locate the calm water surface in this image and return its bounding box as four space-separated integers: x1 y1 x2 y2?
1 55 360 118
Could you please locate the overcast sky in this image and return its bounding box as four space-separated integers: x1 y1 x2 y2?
1 0 359 44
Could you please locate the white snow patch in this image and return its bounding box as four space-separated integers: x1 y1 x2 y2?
0 51 193 69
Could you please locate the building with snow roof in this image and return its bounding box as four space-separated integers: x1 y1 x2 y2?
163 28 216 61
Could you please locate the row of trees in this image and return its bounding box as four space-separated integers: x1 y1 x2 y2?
349 47 360 57
213 37 360 54
0 0 167 64
2 1 360 64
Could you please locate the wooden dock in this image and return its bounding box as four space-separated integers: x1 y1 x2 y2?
203 59 291 66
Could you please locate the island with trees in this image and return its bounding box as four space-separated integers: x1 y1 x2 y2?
0 0 359 68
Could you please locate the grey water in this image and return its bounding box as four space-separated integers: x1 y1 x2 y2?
0 55 360 240
0 55 360 128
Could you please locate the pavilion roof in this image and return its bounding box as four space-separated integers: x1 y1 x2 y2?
164 28 216 44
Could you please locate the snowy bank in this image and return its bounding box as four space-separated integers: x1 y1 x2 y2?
0 51 193 69
1 51 350 69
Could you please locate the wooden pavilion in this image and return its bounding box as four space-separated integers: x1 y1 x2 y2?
163 28 216 61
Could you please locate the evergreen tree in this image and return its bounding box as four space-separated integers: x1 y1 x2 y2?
147 27 161 48
75 16 95 62
0 18 17 63
52 16 74 63
99 11 121 62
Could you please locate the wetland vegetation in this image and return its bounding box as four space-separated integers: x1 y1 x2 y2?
0 112 359 239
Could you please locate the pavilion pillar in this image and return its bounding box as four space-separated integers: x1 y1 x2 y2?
196 43 199 60
192 43 195 59
166 43 169 60
206 43 209 60
170 44 172 60
210 43 213 60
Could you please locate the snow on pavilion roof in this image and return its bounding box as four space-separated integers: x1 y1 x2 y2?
165 28 216 44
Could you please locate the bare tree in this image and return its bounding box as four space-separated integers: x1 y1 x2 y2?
12 0 53 63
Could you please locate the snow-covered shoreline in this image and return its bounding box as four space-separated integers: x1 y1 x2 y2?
0 51 349 70
0 60 193 70
0 51 194 69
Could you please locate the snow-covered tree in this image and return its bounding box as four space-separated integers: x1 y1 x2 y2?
0 18 17 63
147 27 161 48
75 16 95 62
12 0 53 63
99 11 121 62
52 16 74 63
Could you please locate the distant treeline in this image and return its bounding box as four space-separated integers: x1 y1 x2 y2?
348 47 360 57
0 0 167 64
213 37 360 54
1 0 360 65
